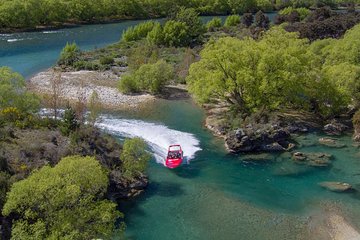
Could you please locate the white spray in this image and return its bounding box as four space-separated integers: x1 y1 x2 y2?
97 117 201 166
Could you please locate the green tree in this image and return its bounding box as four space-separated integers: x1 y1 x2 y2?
88 91 102 126
2 156 121 240
0 67 40 113
121 138 151 179
321 24 360 106
206 17 223 31
122 20 157 42
119 59 174 94
224 14 241 27
60 105 79 136
171 7 205 44
58 42 81 66
147 22 164 45
162 20 190 47
187 27 344 115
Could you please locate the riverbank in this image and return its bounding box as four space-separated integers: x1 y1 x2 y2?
29 69 156 110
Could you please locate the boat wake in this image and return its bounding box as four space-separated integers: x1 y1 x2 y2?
97 117 201 166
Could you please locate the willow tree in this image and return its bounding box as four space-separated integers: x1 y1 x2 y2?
2 156 121 240
187 27 344 115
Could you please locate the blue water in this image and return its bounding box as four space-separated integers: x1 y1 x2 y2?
1 13 360 239
0 14 278 79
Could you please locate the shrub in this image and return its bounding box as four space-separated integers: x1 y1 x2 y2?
121 138 151 179
122 21 157 42
60 105 79 136
58 42 80 66
224 15 241 27
0 67 40 114
119 60 174 94
254 10 270 28
146 22 164 45
162 20 190 47
206 17 222 31
241 13 254 27
99 56 114 65
2 156 121 239
279 7 310 20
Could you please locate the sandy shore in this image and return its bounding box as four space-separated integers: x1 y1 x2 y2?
28 69 155 110
309 208 360 240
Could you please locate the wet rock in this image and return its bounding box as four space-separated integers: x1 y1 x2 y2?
225 128 291 153
323 120 349 135
319 181 354 193
261 142 286 152
292 152 332 167
319 137 345 148
241 153 275 162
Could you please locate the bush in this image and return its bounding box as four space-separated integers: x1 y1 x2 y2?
254 10 270 28
147 22 164 45
58 42 80 66
122 21 157 42
0 67 40 114
119 60 174 94
121 138 151 179
99 56 114 65
162 20 190 47
73 61 101 71
60 105 79 136
224 15 241 27
206 17 222 31
241 13 254 27
2 156 121 239
278 7 310 21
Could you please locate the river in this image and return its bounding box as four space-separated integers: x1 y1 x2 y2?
1 15 360 240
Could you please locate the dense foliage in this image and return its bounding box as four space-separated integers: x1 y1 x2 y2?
119 60 174 94
2 156 121 240
58 42 81 66
187 27 348 116
1 0 354 30
283 8 360 40
121 138 152 179
124 8 205 47
0 67 40 114
224 15 242 27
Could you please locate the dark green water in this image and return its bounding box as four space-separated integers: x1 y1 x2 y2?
1 14 359 239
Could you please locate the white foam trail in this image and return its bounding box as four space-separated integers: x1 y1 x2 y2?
42 30 61 34
7 38 23 42
97 117 201 166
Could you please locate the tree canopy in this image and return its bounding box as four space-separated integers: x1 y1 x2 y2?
186 27 346 116
2 155 121 240
0 67 39 113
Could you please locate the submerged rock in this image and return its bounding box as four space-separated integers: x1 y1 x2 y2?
241 153 275 162
318 137 345 148
292 152 332 167
319 181 354 193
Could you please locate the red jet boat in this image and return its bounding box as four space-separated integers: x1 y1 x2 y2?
165 145 184 169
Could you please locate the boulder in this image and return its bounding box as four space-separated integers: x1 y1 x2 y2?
319 137 345 148
319 181 354 193
323 120 349 135
225 127 291 153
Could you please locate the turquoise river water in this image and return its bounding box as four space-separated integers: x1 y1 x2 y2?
1 16 359 240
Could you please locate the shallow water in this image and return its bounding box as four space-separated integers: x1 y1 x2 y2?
99 99 360 240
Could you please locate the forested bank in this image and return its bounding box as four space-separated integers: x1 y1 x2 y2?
0 67 151 239
0 0 357 31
